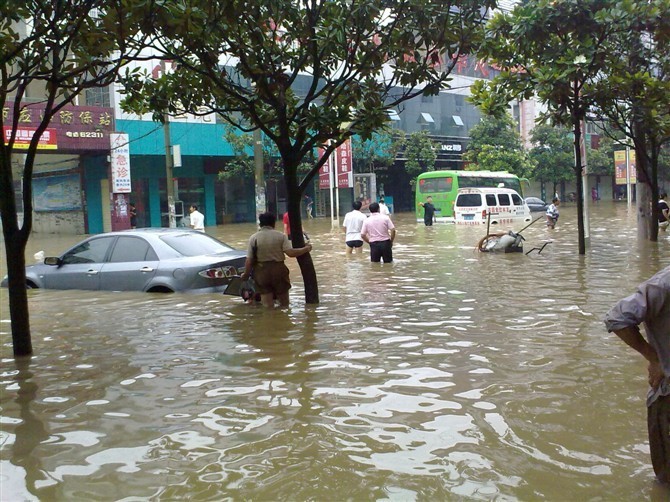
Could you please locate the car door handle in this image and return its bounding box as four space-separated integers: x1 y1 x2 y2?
87 269 99 275
140 267 154 272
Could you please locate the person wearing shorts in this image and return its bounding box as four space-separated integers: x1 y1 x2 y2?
241 212 312 308
342 201 367 254
361 202 396 263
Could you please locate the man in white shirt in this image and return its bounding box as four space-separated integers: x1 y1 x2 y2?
379 198 391 217
189 204 205 232
342 201 367 254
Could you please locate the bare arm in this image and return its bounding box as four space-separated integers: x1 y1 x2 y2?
390 228 396 243
613 325 664 389
241 257 254 279
285 244 312 258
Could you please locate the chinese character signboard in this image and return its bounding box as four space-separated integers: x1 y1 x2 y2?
3 126 57 150
614 150 637 185
2 102 114 152
336 139 353 189
110 133 131 193
318 146 331 189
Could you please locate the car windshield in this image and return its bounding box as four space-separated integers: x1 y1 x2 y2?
161 233 236 256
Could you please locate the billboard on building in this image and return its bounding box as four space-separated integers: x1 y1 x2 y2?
614 150 636 185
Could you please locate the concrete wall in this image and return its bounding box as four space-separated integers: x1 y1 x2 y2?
32 210 86 234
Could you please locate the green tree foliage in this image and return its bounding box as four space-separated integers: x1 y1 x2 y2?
463 114 533 177
470 0 628 254
0 1 151 356
121 0 495 304
590 0 670 239
351 130 400 173
400 131 438 181
528 123 574 193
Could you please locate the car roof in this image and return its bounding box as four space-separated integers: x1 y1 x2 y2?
90 228 203 238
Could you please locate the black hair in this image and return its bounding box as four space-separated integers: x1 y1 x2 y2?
369 202 380 213
662 192 668 199
258 212 276 227
352 201 362 210
190 204 198 210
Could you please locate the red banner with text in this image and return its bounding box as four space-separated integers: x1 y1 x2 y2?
318 147 331 189
336 139 353 188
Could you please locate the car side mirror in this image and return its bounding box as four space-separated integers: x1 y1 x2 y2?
44 256 61 267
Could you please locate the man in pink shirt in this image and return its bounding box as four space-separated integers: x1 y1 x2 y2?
361 202 396 263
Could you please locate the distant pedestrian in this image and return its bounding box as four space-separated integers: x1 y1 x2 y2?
283 211 291 237
546 197 560 229
129 203 137 229
189 204 205 232
342 201 367 254
378 198 391 217
241 212 312 308
604 266 670 483
591 186 599 202
659 192 669 231
304 194 314 219
419 196 438 226
361 202 396 263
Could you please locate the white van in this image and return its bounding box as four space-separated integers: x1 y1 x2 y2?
454 187 531 226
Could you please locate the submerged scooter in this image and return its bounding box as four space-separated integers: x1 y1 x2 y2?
476 213 547 254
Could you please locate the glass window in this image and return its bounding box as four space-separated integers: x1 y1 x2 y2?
456 194 482 207
161 233 235 257
109 236 157 262
419 177 452 193
485 194 497 206
62 237 115 264
498 194 511 206
511 193 523 206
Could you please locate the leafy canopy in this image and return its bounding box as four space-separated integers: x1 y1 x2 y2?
463 114 533 177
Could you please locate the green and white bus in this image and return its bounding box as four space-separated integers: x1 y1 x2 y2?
415 170 526 222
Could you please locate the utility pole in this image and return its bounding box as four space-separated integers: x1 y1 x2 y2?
161 60 176 228
253 127 265 220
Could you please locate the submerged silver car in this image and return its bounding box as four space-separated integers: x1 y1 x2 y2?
1 229 246 293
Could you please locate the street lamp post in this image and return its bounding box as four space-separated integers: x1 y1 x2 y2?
253 127 265 220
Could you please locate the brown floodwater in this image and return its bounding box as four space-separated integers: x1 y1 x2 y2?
2 201 670 500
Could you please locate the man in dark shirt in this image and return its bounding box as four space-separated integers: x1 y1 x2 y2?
419 196 437 226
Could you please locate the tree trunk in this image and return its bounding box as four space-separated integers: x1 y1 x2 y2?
5 231 32 356
1 147 34 356
572 116 586 255
637 181 654 242
283 161 319 304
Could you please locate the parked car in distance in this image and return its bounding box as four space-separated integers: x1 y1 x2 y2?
525 197 549 212
1 229 246 293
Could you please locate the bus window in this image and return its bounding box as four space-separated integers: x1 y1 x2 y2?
419 177 452 193
485 194 497 206
511 193 523 205
498 194 511 206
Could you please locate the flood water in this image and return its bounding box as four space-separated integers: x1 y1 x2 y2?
2 201 670 500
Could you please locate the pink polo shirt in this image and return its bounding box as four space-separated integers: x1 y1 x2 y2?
361 213 395 243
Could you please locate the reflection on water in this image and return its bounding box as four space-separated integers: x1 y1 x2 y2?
2 201 670 500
